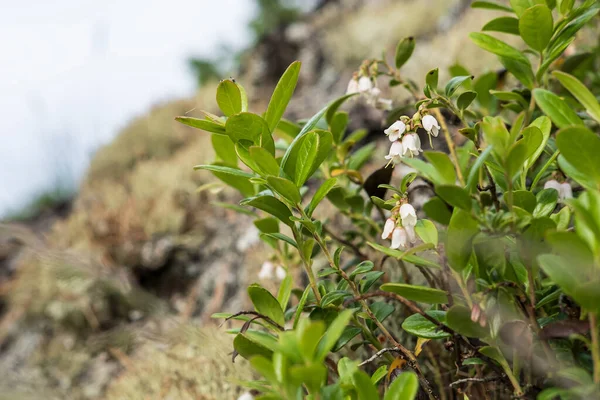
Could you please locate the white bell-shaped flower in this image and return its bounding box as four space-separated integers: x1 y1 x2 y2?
346 78 359 95
401 133 422 157
275 266 286 281
422 115 440 137
391 226 408 249
405 224 417 244
384 140 404 165
237 392 255 400
258 261 274 280
376 97 393 111
358 76 373 93
544 180 573 201
399 203 417 227
382 218 396 239
384 121 407 142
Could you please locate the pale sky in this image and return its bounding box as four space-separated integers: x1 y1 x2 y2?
0 0 253 216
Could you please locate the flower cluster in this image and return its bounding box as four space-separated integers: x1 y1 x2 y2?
384 113 440 166
346 66 392 111
258 261 286 281
381 201 418 250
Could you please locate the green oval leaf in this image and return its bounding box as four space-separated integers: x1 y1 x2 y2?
533 89 584 129
555 126 600 186
216 79 243 116
445 75 473 97
482 16 520 35
248 284 285 326
519 4 553 51
315 309 355 362
250 146 280 176
380 283 449 304
264 61 301 132
446 208 478 271
457 90 478 110
402 311 451 339
175 116 226 134
553 71 600 123
241 195 294 227
306 178 337 217
435 185 472 211
472 1 514 12
395 37 415 69
415 219 438 247
267 176 302 204
384 372 419 400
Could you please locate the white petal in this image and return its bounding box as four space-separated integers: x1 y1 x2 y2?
388 131 400 141
358 76 372 92
382 218 396 239
544 180 562 193
258 261 274 280
391 227 407 249
560 182 573 200
377 98 393 110
405 224 417 243
346 79 359 95
275 266 286 281
400 204 417 227
431 125 439 137
422 115 440 132
237 393 255 400
388 141 403 157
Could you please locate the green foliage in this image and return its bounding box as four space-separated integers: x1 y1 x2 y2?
178 3 600 397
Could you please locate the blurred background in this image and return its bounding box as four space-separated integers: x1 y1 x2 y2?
0 0 515 398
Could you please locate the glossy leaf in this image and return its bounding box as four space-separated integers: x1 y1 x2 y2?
248 284 285 326
445 75 473 97
175 116 226 134
267 176 302 204
381 283 448 304
402 311 451 339
241 195 294 227
457 91 478 110
384 372 419 400
435 185 472 211
556 126 600 185
264 61 301 132
315 309 354 361
446 305 488 338
306 178 337 217
533 89 583 128
472 1 514 12
216 79 243 116
212 134 238 167
519 4 553 51
395 37 415 69
446 208 478 271
553 71 600 123
250 146 280 176
510 0 546 17
482 17 520 35
415 219 438 246
424 151 456 185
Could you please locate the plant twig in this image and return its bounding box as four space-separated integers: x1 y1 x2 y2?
591 313 600 384
359 347 403 366
223 311 285 331
449 375 505 388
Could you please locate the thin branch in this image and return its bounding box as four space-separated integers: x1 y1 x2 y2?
449 375 505 388
222 311 285 331
359 347 403 366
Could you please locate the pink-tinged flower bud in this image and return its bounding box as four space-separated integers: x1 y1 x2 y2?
470 304 481 323
346 78 359 95
544 179 573 201
382 218 396 239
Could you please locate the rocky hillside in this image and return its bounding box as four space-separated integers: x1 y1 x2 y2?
0 1 512 398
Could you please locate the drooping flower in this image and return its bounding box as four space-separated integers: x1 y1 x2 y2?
258 261 275 280
382 218 396 239
346 77 360 95
391 226 408 249
422 115 440 137
405 224 417 244
275 265 286 281
237 392 255 400
402 133 422 157
376 97 393 111
384 140 404 165
384 121 407 142
544 180 573 200
358 76 373 93
399 203 417 227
